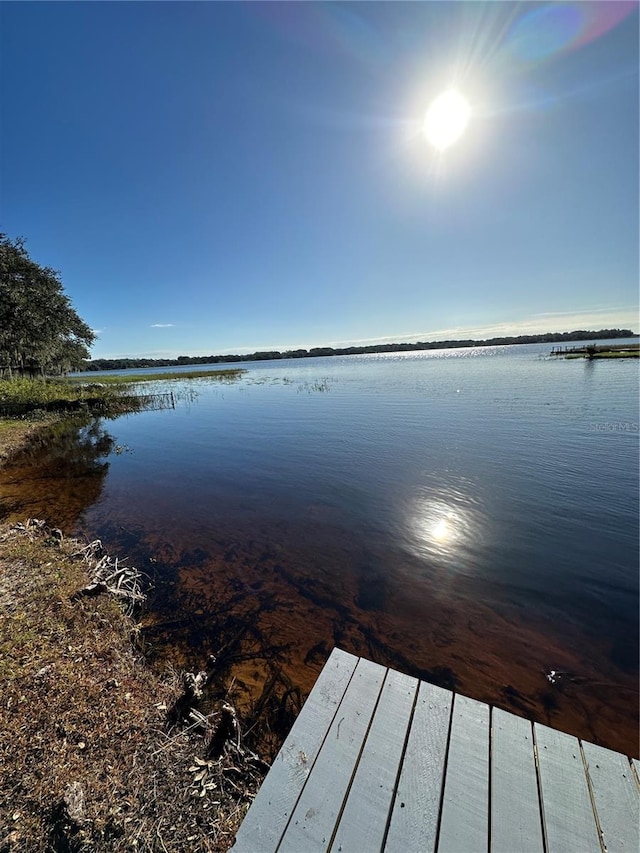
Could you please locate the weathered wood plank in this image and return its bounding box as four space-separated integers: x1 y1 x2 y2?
233 648 358 853
330 668 418 852
582 741 640 853
237 649 638 853
384 680 452 853
491 708 544 853
437 693 490 853
534 723 601 853
276 656 386 853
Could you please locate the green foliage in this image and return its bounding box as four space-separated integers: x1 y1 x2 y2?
0 376 122 416
0 233 95 377
0 370 246 417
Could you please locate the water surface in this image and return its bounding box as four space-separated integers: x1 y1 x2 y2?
3 342 638 753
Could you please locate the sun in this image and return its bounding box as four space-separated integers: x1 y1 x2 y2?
423 90 471 150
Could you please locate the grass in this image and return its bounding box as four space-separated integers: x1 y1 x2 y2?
0 370 245 418
565 351 640 359
67 369 245 385
0 377 125 417
0 520 265 852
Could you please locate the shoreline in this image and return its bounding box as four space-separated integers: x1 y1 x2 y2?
0 424 267 852
0 417 58 463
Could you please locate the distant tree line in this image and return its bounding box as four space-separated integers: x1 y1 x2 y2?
83 329 636 372
0 234 95 378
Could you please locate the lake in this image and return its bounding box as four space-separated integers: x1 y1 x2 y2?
2 341 638 754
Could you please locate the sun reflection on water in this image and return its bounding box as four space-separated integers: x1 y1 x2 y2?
405 487 487 569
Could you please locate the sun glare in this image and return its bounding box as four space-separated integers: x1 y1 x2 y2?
431 518 450 541
423 90 471 150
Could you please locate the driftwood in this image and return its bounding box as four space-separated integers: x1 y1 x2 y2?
13 522 146 616
71 550 146 616
13 518 63 543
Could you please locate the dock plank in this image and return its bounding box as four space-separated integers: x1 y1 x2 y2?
233 648 358 853
582 741 640 853
384 679 452 853
277 656 386 853
491 708 544 853
534 723 601 853
437 694 490 853
330 668 418 852
235 651 637 853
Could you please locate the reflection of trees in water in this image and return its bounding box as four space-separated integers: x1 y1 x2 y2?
0 417 115 529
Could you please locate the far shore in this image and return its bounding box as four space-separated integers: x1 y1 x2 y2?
82 328 638 372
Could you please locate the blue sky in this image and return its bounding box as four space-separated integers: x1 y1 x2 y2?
1 1 638 359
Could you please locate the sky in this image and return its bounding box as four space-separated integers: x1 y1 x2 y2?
1 1 638 359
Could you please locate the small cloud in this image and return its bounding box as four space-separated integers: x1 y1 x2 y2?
150 323 175 328
91 328 104 335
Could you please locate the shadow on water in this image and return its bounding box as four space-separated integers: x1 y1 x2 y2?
0 417 115 529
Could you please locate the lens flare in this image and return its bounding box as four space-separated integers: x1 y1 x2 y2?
504 2 637 64
423 90 471 150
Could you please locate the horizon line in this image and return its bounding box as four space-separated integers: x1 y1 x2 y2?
88 327 638 362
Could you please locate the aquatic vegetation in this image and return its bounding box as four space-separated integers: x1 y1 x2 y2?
0 377 125 417
297 377 331 394
0 369 245 418
67 368 245 384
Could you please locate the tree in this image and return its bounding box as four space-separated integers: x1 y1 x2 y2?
0 234 95 377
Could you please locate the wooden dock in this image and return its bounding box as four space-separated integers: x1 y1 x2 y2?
234 648 639 852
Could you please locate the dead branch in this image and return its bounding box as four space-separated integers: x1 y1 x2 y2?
71 550 147 616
